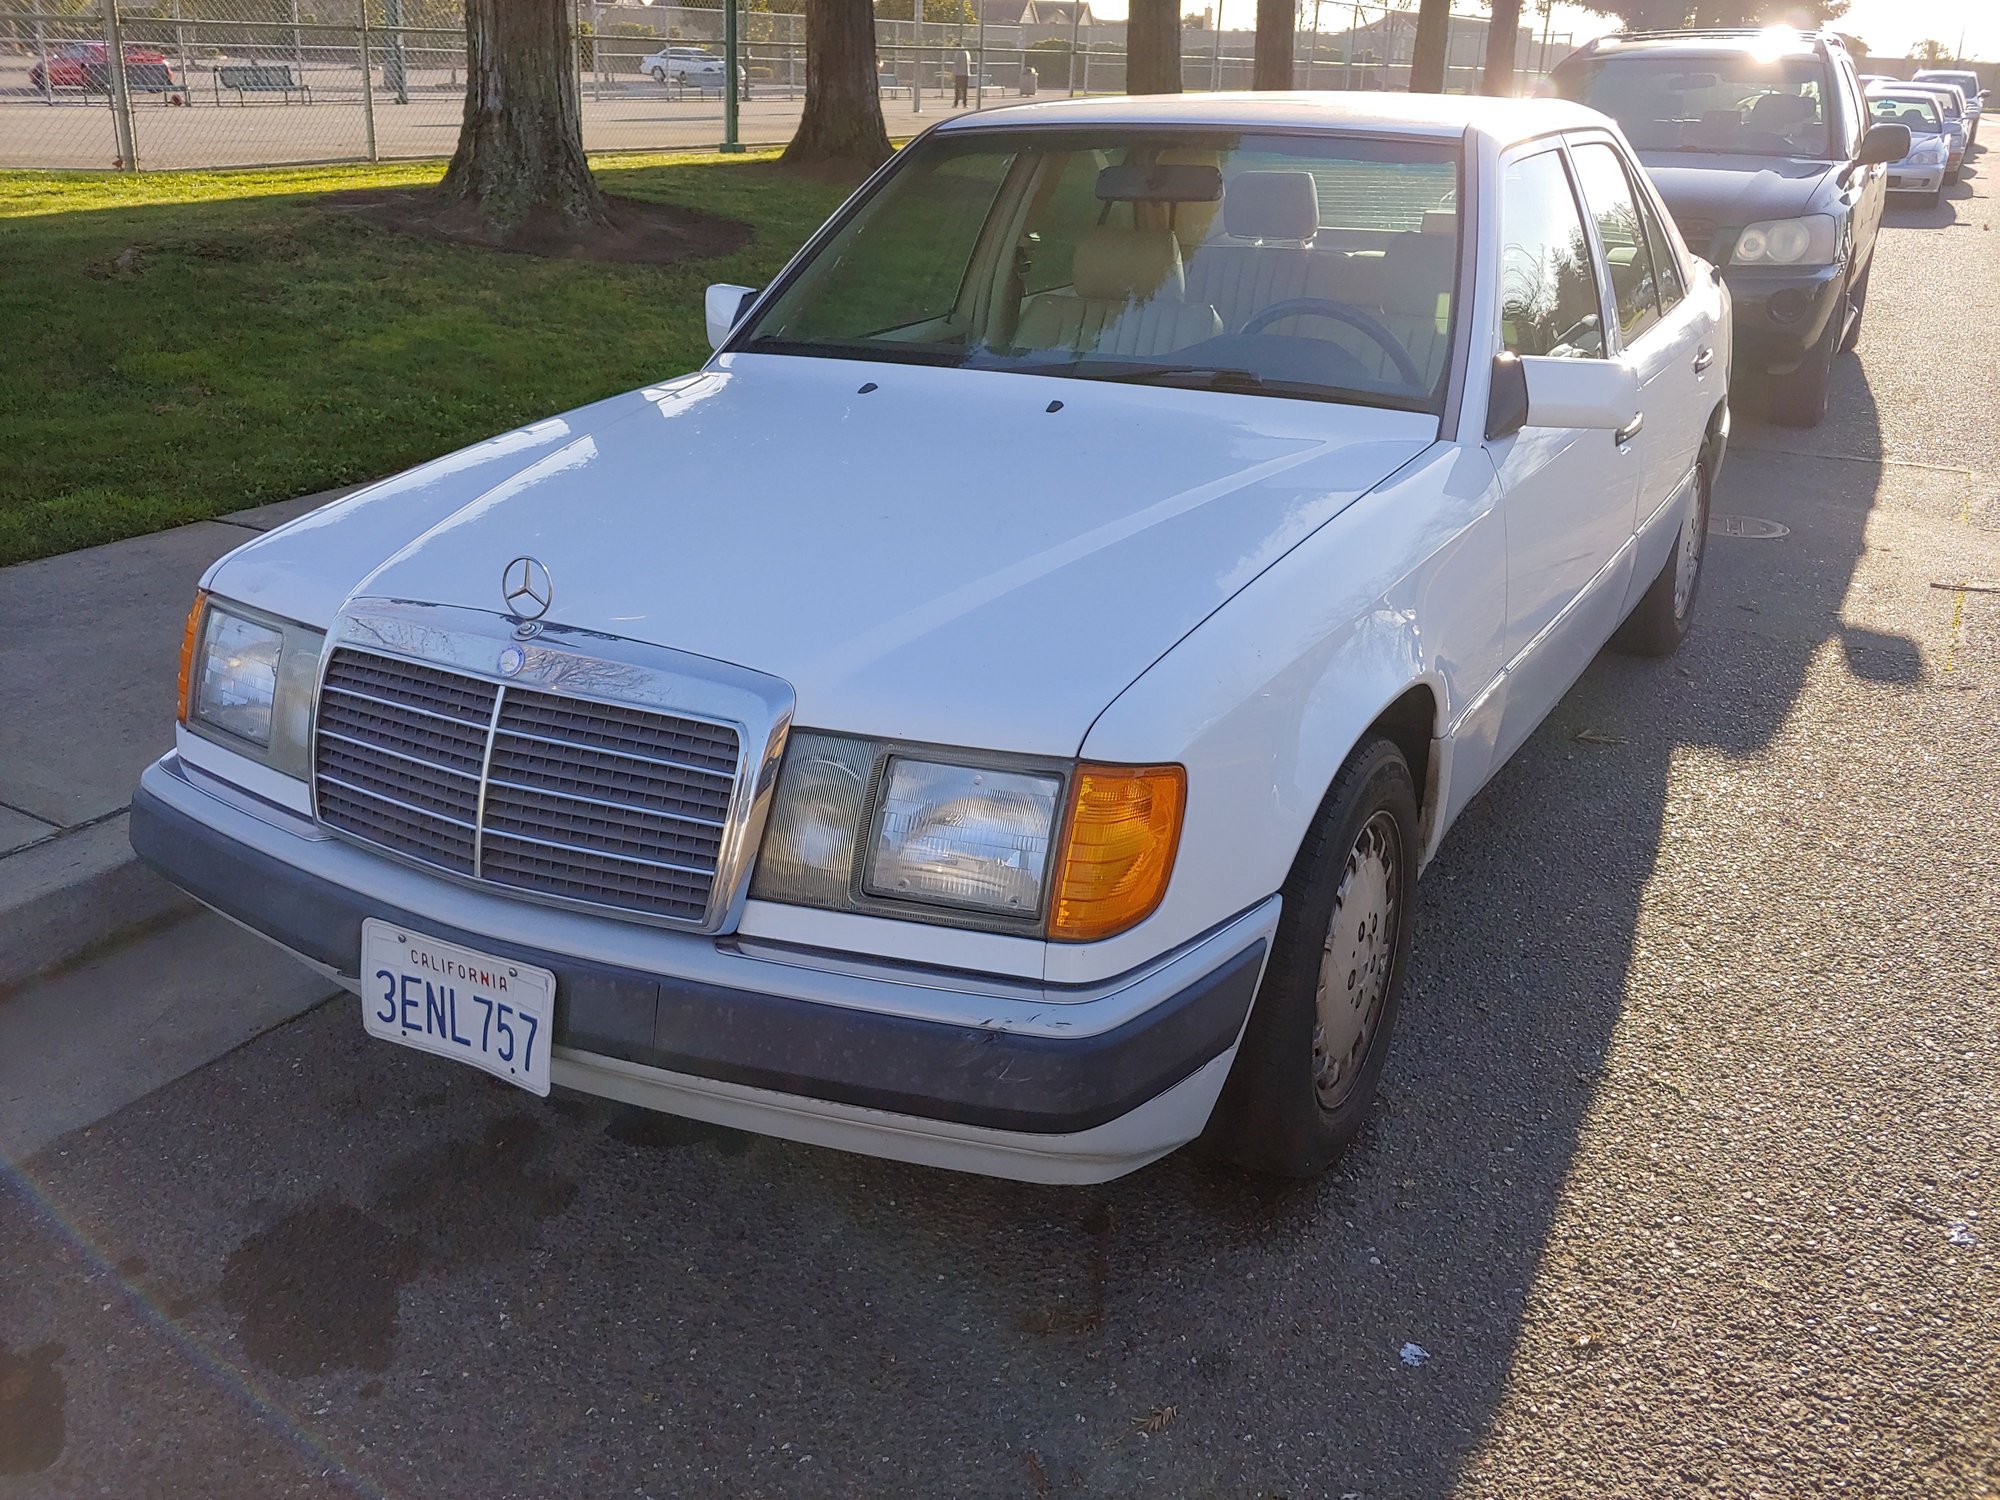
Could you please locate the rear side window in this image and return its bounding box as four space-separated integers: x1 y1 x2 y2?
1569 142 1661 342
1497 149 1604 359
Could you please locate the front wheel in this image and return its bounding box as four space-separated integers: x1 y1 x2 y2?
1767 301 1839 428
1204 737 1419 1178
650 66 666 83
1614 453 1712 657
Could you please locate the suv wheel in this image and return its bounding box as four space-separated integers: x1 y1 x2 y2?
1768 295 1840 428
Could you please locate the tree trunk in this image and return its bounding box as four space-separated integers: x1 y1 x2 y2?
1252 0 1294 90
783 0 892 170
1126 0 1183 94
1482 0 1523 96
1409 0 1450 94
438 0 607 237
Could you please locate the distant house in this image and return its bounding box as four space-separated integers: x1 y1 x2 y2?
1324 12 1550 75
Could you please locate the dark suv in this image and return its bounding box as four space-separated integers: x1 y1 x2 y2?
1549 29 1908 427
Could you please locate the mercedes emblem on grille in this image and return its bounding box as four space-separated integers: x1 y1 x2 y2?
502 556 553 621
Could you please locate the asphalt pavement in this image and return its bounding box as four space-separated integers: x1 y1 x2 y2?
2 164 1998 1498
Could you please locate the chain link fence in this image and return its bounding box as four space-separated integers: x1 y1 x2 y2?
0 0 1572 172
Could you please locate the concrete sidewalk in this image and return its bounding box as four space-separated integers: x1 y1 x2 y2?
0 487 350 992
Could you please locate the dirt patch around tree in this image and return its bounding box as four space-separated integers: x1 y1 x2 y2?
319 187 753 265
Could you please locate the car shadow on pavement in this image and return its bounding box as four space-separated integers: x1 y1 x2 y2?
0 378 1912 1497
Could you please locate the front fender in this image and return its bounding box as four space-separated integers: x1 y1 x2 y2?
1047 442 1506 985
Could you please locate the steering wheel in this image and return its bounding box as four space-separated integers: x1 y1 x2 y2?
1237 299 1425 389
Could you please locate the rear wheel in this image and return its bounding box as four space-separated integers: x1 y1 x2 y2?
1204 737 1419 1178
1614 452 1712 658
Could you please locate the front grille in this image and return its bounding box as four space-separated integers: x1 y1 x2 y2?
1674 216 1719 254
314 649 741 924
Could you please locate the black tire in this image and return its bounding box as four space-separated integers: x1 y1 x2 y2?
1837 263 1869 354
1928 183 1947 208
1947 165 1961 184
1614 451 1713 658
650 66 666 84
1767 298 1839 428
1204 737 1419 1178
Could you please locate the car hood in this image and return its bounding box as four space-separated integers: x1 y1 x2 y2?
209 356 1434 755
1637 152 1836 234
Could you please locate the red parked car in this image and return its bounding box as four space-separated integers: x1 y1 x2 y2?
30 43 179 94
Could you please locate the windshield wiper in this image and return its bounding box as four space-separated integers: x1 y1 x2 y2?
1046 362 1274 392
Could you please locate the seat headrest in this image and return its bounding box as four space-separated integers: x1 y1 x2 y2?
1748 92 1812 128
1072 226 1185 302
1223 170 1320 242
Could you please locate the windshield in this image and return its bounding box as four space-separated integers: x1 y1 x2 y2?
1555 53 1833 158
1870 94 1942 132
734 129 1462 414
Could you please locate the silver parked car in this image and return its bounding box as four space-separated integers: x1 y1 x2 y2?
1914 68 1985 145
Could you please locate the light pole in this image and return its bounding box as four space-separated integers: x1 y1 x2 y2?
1210 0 1224 91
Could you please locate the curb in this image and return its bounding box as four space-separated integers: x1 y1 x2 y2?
0 814 196 996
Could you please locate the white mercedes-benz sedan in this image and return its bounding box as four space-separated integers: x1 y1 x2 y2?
133 93 1731 1183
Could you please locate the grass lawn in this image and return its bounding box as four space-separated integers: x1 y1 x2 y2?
0 155 851 567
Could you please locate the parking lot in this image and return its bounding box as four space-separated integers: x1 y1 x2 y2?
3 146 1999 1500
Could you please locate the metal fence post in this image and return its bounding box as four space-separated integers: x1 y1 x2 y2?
720 0 743 151
912 0 924 115
1210 0 1223 91
103 0 137 170
360 5 379 162
975 6 985 109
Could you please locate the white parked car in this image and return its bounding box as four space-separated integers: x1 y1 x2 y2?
133 94 1731 1184
637 44 747 96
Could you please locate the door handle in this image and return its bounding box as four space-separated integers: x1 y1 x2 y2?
1693 346 1715 373
1614 414 1644 446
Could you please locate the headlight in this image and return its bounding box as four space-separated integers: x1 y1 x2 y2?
193 606 281 745
750 732 1184 939
1731 214 1839 267
177 591 323 777
865 758 1061 916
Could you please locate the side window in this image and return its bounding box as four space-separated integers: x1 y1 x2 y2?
1497 149 1605 359
1570 141 1661 342
1633 181 1685 315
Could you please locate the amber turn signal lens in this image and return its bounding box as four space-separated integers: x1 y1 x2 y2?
1049 764 1186 942
176 589 207 724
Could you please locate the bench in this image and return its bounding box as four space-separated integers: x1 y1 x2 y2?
214 64 311 105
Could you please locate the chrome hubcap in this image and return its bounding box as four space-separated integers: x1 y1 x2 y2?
1673 481 1707 621
1312 811 1401 1110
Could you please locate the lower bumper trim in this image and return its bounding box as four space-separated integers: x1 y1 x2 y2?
131 762 1267 1138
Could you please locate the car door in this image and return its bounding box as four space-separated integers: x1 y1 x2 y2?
1486 143 1641 764
1567 135 1712 594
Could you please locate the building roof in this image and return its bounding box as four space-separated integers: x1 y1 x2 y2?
936 90 1611 142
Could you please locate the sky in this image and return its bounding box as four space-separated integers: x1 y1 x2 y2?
1084 0 2000 63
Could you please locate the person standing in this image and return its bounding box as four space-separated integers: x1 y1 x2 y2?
952 46 972 107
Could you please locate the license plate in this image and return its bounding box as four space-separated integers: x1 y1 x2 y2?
360 919 555 1096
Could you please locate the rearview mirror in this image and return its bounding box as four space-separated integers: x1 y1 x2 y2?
1486 351 1640 440
705 283 756 350
1855 121 1912 167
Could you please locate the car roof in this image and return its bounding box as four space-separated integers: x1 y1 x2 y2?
1571 30 1830 63
934 90 1611 146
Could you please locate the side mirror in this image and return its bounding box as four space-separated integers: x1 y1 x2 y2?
1855 121 1911 168
705 283 756 350
1487 351 1640 440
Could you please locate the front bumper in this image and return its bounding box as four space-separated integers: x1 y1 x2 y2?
130 754 1276 1183
1719 262 1846 377
1888 164 1946 194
